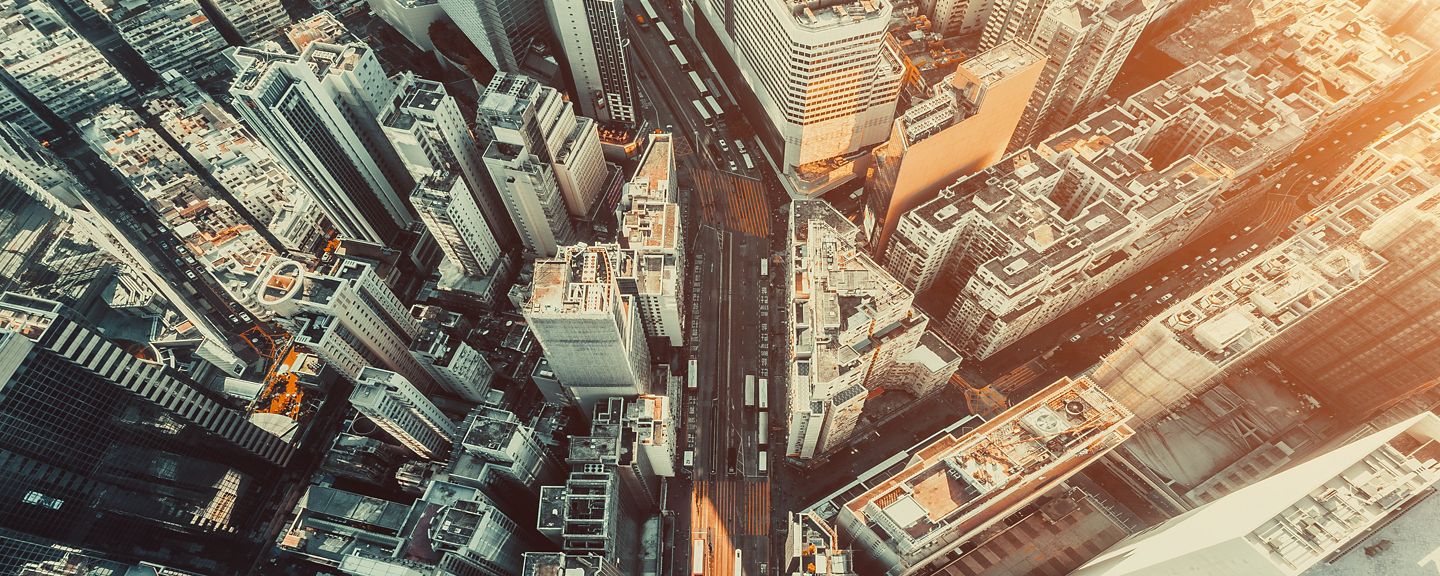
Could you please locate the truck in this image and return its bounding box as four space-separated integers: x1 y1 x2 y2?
758 377 768 410
757 411 768 447
734 550 743 576
692 539 705 576
683 450 695 468
687 358 698 390
744 375 756 408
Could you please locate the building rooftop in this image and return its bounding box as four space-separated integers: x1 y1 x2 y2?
790 0 890 31
527 245 620 316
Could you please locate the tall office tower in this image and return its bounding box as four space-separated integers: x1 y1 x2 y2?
921 0 994 36
147 75 329 254
88 0 229 78
522 552 624 576
684 0 905 196
978 0 1056 50
866 40 1044 251
538 471 643 573
1070 413 1440 576
616 134 685 346
800 376 1133 576
1011 0 1155 149
476 73 606 256
198 0 290 43
785 201 958 460
1321 103 1440 201
257 256 441 393
1091 171 1440 424
381 73 519 247
524 244 652 413
229 42 415 245
544 0 638 125
0 293 294 569
439 0 554 73
0 1 133 132
410 305 496 403
351 367 456 458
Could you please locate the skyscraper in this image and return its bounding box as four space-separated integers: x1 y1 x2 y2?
411 170 503 281
684 0 905 195
476 73 607 257
351 367 456 459
1011 0 1155 149
229 42 415 245
524 244 652 413
439 0 554 73
1070 413 1440 576
0 293 292 569
545 0 638 125
865 40 1044 251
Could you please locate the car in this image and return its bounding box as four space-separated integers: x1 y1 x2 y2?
1250 243 1259 250
1113 301 1122 308
1129 293 1138 300
227 314 239 324
1158 293 1174 303
1144 285 1153 291
1312 179 1321 185
1194 255 1202 261
1095 312 1105 319
1161 275 1170 282
1103 326 1116 335
1244 225 1253 232
185 270 196 279
1069 334 1082 342
1181 264 1190 270
1101 315 1115 324
1229 234 1238 240
1209 247 1217 253
1208 257 1218 265
1237 250 1249 258
728 160 739 171
735 140 746 153
184 256 196 264
174 258 184 266
718 139 729 150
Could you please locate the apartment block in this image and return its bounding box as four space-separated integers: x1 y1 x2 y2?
685 0 905 195
786 201 958 460
1091 169 1440 423
351 367 456 459
198 0 289 43
0 1 133 132
1070 413 1440 576
476 73 606 256
525 245 653 412
616 134 684 347
89 0 228 78
920 0 993 36
801 376 1132 576
409 305 495 403
537 471 642 574
867 40 1044 251
1321 102 1440 202
521 553 623 576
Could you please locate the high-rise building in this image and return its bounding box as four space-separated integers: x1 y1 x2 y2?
524 244 653 412
89 0 229 78
800 376 1132 576
381 72 518 247
545 0 637 125
229 42 416 245
615 134 684 346
920 0 994 36
410 304 496 403
476 73 606 256
866 40 1044 251
0 293 292 569
351 367 456 459
198 0 290 43
412 170 504 280
438 0 554 73
450 406 566 499
0 1 134 133
569 396 675 511
1320 102 1440 202
1011 0 1155 149
784 511 860 575
522 552 624 576
257 256 441 393
683 0 905 195
978 0 1057 50
1069 413 1440 576
785 201 959 459
537 471 643 573
1090 169 1440 424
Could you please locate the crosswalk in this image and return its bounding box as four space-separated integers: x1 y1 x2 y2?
988 359 1044 393
688 166 771 237
692 478 771 575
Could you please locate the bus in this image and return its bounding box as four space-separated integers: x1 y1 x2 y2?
670 44 689 70
759 258 767 277
742 153 755 171
692 539 705 576
757 411 768 447
758 451 768 474
640 0 660 22
693 99 713 126
687 358 698 391
744 375 756 408
758 377 768 410
689 71 708 96
705 95 723 120
734 550 743 576
657 21 676 44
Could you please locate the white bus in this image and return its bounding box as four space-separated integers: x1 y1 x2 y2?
693 99 713 126
757 411 768 447
683 450 695 468
657 21 676 44
734 550 743 576
670 44 689 69
689 71 708 95
687 358 698 390
744 375 756 408
705 95 723 119
758 451 768 474
640 0 660 22
742 153 755 171
758 377 768 410
692 539 705 576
